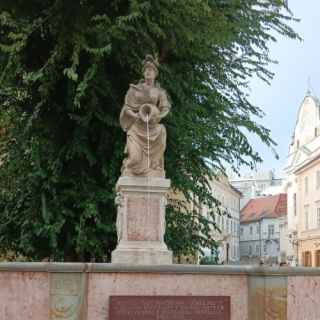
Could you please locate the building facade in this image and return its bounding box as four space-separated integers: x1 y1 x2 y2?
169 175 241 264
239 194 287 264
279 214 290 264
283 92 320 265
294 154 320 266
230 171 283 209
203 176 242 264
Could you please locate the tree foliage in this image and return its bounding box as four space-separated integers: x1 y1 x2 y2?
0 0 298 261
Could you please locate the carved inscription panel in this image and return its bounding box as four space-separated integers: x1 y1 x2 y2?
127 197 160 241
109 296 230 320
50 273 85 320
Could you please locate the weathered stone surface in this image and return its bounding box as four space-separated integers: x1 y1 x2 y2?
87 273 247 320
112 176 172 265
111 245 172 265
127 197 160 241
109 296 230 320
5 264 320 320
50 273 87 320
248 275 287 320
287 276 320 320
0 271 49 320
120 55 170 178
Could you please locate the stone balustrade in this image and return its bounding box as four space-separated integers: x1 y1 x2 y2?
0 263 320 319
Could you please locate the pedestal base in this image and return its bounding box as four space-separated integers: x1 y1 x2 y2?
111 177 173 265
112 241 172 265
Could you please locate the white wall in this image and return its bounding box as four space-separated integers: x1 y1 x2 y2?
294 96 320 147
283 95 320 265
240 218 281 262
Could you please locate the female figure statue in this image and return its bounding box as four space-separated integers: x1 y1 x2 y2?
120 55 170 177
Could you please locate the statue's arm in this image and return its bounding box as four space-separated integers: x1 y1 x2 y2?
159 107 169 119
124 106 139 120
123 88 139 120
119 87 139 131
158 89 171 119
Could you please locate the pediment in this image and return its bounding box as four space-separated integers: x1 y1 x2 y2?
293 95 320 146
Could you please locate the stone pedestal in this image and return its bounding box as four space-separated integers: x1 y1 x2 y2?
111 177 172 264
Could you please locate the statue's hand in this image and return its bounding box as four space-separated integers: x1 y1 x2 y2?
150 112 161 124
150 107 161 124
125 108 139 120
132 112 140 120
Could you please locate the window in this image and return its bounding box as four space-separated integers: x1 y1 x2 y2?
317 171 320 190
249 245 252 255
268 224 274 237
305 177 309 195
316 250 320 267
305 205 309 230
264 243 267 254
250 226 253 235
293 193 297 216
256 224 260 234
240 227 243 236
256 244 259 254
303 251 312 267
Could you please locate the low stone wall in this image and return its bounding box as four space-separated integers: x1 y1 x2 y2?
0 263 320 320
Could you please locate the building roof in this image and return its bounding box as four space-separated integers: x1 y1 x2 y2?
229 184 242 197
240 194 287 223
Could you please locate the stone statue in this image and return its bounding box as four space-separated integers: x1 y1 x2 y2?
120 55 171 177
113 55 173 264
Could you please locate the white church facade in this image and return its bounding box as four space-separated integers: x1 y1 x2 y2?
283 92 320 265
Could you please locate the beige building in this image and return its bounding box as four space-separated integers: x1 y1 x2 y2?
283 92 320 265
171 175 242 264
203 176 242 264
294 153 320 267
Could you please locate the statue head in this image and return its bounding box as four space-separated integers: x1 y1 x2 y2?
142 54 158 82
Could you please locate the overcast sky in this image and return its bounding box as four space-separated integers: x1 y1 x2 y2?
245 0 320 177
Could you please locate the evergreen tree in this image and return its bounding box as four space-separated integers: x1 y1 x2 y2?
0 0 298 261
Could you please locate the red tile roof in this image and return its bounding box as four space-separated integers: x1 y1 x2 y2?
241 194 287 223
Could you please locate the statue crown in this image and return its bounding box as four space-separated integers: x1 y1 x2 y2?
142 54 159 73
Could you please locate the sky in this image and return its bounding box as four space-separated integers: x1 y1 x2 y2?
245 0 320 178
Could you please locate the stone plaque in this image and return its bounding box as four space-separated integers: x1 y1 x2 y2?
249 276 287 320
50 273 86 320
109 296 230 320
127 197 160 241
